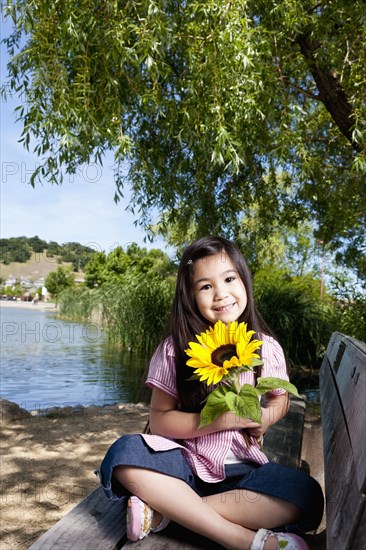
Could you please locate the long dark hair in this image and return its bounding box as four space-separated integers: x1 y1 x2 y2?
167 236 274 412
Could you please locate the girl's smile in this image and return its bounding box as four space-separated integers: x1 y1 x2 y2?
193 252 247 324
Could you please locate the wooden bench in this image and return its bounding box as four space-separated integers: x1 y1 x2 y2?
28 397 306 550
319 332 366 550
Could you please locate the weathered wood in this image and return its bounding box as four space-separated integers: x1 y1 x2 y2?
320 332 366 550
28 487 127 550
125 522 224 549
27 397 305 550
263 396 305 469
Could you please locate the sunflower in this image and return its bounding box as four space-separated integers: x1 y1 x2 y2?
185 320 263 385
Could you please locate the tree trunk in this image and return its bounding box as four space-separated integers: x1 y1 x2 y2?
297 33 363 153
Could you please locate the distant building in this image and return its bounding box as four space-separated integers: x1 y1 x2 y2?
41 286 49 301
20 277 33 289
4 275 17 288
33 277 45 288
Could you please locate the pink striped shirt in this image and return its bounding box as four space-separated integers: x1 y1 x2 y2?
143 334 288 483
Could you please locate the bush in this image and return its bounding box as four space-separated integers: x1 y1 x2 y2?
329 276 366 342
254 269 335 370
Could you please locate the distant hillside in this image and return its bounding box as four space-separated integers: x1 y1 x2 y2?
0 236 96 273
0 252 83 283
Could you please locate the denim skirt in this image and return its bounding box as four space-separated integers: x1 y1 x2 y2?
99 434 324 533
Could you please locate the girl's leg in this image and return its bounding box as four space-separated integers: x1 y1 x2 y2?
114 466 302 550
205 490 304 550
115 465 254 550
204 489 302 530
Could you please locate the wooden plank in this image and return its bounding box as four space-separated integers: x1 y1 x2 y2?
263 396 305 469
320 359 360 548
125 523 223 549
320 332 366 550
28 487 127 550
351 497 366 550
332 336 366 492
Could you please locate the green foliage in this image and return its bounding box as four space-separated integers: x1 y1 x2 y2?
199 378 299 427
45 266 75 303
58 286 95 320
60 251 365 362
27 235 48 253
59 272 175 354
0 236 96 270
46 241 62 256
2 1 365 276
0 237 32 263
336 296 366 343
84 251 108 288
254 269 336 368
57 242 97 271
0 284 23 298
83 244 176 288
329 275 366 342
237 210 318 276
97 274 174 353
62 243 176 353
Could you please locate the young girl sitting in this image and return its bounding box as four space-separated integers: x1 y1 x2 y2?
100 236 324 550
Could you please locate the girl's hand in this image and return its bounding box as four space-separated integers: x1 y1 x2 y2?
246 407 270 437
246 394 290 437
216 411 261 431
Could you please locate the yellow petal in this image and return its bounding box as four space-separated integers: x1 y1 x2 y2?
197 332 217 351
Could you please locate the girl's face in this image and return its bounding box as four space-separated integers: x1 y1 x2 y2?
192 252 247 325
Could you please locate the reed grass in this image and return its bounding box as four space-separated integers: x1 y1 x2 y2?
59 273 174 355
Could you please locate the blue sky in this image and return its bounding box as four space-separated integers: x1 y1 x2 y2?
0 15 164 254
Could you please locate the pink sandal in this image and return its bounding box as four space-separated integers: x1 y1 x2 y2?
126 496 170 541
251 528 309 550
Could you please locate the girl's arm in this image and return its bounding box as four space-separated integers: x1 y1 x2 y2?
149 387 261 439
246 393 290 437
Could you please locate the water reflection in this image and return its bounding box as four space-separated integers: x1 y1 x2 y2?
0 305 148 410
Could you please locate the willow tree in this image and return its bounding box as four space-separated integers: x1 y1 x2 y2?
2 0 366 277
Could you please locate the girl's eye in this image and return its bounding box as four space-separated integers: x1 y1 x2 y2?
199 283 211 291
226 276 236 283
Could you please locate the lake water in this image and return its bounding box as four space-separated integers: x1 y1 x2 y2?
0 305 149 411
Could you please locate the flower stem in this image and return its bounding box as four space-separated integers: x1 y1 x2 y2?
230 375 242 394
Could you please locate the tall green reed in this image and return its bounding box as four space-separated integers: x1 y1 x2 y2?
59 273 174 355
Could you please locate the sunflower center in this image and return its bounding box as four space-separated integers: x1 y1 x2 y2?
211 344 237 367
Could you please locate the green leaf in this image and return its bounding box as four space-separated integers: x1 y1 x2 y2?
199 386 230 427
250 358 263 368
255 377 300 398
224 388 262 423
185 373 201 382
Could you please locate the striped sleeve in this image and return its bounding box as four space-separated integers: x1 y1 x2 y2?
145 337 178 399
261 335 289 394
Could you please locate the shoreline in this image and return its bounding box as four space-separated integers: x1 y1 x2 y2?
0 299 58 311
0 397 149 420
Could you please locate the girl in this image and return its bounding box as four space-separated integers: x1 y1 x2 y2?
100 236 323 550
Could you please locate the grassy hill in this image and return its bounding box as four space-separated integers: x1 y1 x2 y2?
0 237 95 277
1 237 94 285
0 252 77 283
